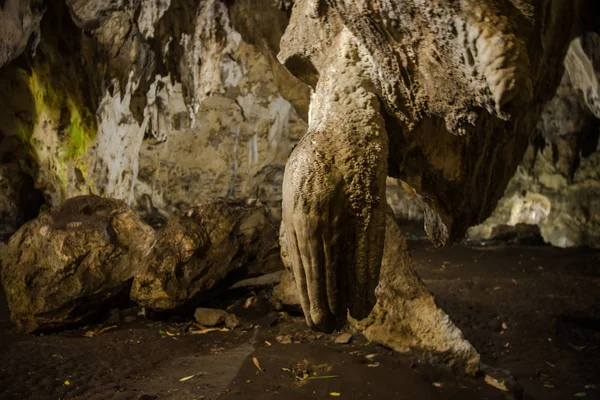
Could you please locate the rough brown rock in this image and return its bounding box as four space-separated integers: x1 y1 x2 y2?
334 333 352 344
225 313 242 329
194 308 228 327
0 164 28 240
276 214 480 374
0 0 45 68
469 33 600 248
349 215 480 375
272 265 302 309
0 0 309 223
1 196 154 332
131 199 283 311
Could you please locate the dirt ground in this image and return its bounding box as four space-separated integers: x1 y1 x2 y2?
1 232 599 400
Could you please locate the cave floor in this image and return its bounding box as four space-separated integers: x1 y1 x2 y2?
1 241 599 400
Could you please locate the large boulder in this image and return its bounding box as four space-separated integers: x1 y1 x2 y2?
1 196 154 332
131 198 283 311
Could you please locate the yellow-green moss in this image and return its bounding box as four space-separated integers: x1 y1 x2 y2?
23 63 97 198
0 6 100 202
29 68 62 118
63 100 96 161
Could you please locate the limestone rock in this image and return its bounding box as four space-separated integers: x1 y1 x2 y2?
276 215 480 374
469 34 600 248
487 224 545 246
334 333 353 345
272 265 301 308
0 0 45 68
0 0 309 224
0 163 44 241
278 0 583 332
279 0 581 245
131 198 282 311
225 313 242 329
194 308 228 327
350 215 480 375
276 334 292 344
1 196 154 333
385 178 425 223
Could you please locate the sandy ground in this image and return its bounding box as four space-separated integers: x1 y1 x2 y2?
1 235 599 400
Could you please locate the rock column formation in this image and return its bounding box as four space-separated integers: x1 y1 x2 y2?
277 0 586 371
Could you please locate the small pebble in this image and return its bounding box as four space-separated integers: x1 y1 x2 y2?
334 333 353 344
276 334 293 344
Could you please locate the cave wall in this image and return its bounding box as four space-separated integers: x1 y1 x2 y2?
1 0 597 248
468 34 600 248
385 33 600 249
0 0 309 228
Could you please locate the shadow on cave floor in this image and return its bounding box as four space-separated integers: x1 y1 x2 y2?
1 241 599 400
408 239 600 400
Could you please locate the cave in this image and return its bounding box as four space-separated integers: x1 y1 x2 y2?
0 1 599 399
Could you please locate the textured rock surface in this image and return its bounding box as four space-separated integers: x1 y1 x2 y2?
276 215 480 374
385 178 424 222
349 215 480 375
0 163 44 240
1 196 154 332
279 0 583 330
272 266 302 309
0 0 308 224
194 307 228 327
0 0 45 68
469 34 600 248
131 198 282 311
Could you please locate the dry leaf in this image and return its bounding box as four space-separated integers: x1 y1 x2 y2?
253 357 264 372
189 327 229 335
569 343 586 352
265 341 272 347
485 375 509 392
165 330 176 337
180 375 194 382
306 375 338 380
84 325 117 338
